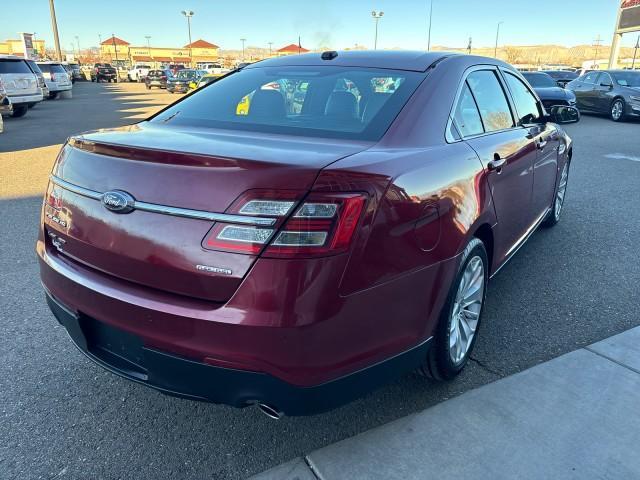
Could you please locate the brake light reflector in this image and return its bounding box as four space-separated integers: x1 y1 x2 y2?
239 200 295 216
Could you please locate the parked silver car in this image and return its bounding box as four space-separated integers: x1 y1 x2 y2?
37 62 73 99
0 55 43 117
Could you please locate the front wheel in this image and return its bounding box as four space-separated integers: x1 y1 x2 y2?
421 238 488 380
610 98 626 122
543 162 569 227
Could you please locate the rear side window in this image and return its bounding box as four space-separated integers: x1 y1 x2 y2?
0 60 32 74
453 83 483 137
466 70 514 132
37 63 52 73
51 64 66 73
503 72 542 124
151 66 423 141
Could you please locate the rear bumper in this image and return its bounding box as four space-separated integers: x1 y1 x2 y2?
46 291 432 415
8 92 43 105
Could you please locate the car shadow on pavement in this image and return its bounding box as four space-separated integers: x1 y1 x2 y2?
0 82 173 153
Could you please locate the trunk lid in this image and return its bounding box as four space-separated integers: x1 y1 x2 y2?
46 122 370 302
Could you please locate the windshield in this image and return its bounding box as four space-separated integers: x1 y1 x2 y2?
523 73 557 88
151 66 423 141
612 71 640 87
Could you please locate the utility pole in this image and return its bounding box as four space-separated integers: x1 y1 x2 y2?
593 34 602 69
48 0 62 61
371 10 384 50
75 35 81 58
240 38 246 60
427 0 433 51
268 42 273 57
494 21 504 58
145 35 151 50
467 37 472 55
632 35 639 70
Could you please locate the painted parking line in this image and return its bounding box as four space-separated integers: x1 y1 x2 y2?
605 153 640 162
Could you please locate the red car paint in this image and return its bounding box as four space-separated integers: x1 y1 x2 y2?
37 51 573 413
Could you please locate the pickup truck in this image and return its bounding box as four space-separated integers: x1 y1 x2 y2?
127 63 151 82
90 63 118 83
198 62 230 76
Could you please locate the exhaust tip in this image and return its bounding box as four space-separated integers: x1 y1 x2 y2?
257 403 282 420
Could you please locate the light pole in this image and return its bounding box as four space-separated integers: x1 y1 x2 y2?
494 21 504 58
633 35 640 70
467 37 472 55
240 38 246 60
75 35 81 59
268 41 273 57
427 0 433 51
181 10 194 66
145 35 151 50
48 0 62 61
371 10 384 50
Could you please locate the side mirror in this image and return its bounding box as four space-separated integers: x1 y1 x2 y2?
548 105 580 124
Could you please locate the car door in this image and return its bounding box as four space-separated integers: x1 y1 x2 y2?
453 68 537 265
502 70 559 221
574 71 600 111
593 72 614 113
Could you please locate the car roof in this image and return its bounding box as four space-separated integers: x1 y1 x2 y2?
246 50 456 72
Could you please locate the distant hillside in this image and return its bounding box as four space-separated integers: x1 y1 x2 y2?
432 44 637 67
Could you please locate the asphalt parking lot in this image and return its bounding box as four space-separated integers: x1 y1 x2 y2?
1 82 639 480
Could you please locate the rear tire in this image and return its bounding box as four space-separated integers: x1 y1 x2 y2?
420 238 488 381
543 162 569 227
610 98 626 122
48 92 58 100
10 105 29 118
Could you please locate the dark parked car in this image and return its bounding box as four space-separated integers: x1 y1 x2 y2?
90 63 117 83
145 69 172 89
542 70 579 88
521 72 578 113
166 69 206 93
38 51 578 417
566 69 640 121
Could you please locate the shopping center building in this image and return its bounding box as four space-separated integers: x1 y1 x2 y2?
99 37 220 66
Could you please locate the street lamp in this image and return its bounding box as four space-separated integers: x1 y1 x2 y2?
75 35 81 58
145 35 151 50
181 10 194 66
426 0 433 52
240 38 246 60
268 41 273 57
494 21 504 58
633 35 639 70
371 10 384 50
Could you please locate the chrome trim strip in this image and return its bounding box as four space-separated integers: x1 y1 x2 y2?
49 175 277 227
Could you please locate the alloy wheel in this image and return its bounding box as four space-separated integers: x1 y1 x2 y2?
554 163 569 220
611 100 623 121
449 256 485 364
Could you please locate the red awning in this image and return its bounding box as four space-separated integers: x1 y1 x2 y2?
152 56 172 62
172 57 192 63
132 55 153 62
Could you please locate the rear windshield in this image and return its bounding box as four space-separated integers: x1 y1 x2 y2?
522 73 557 88
152 66 423 141
38 64 66 73
95 63 112 68
0 59 32 74
149 70 166 76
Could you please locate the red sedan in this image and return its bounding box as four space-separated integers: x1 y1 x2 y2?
38 51 578 417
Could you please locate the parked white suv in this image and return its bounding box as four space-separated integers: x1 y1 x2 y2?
127 64 151 82
37 62 73 99
0 56 44 117
197 62 230 75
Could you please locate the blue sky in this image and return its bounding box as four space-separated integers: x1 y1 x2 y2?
2 0 638 52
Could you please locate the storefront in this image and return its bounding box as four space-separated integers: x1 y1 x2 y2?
100 37 219 67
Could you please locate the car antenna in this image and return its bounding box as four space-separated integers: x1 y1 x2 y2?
321 51 338 60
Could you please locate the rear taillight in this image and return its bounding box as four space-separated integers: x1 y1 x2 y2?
51 73 56 82
202 191 367 257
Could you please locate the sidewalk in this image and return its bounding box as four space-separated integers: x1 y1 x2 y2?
251 326 640 480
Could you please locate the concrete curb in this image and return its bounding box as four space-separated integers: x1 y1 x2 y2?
251 327 640 479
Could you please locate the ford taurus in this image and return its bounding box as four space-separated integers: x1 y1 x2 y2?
38 51 578 417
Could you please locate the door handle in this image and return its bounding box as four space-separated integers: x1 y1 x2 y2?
488 154 506 172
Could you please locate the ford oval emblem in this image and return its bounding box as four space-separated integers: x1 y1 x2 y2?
102 190 135 213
